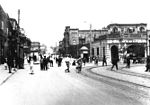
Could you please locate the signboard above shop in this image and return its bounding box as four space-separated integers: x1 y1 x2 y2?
107 39 146 43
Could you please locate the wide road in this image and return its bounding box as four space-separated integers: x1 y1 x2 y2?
0 64 150 105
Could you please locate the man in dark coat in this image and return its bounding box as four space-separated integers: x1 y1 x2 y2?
145 56 150 72
111 58 119 70
126 54 130 68
102 55 107 66
43 56 48 70
7 56 13 73
58 57 62 67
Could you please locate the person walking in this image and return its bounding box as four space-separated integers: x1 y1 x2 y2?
58 56 62 67
40 57 43 70
102 55 107 66
126 54 130 68
82 57 86 66
95 57 98 66
76 57 83 73
7 56 13 73
29 58 34 74
4 58 8 70
64 56 71 72
111 57 119 70
145 56 150 72
43 56 48 70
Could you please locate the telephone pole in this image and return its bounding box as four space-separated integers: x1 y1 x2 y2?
17 9 21 68
18 9 20 26
89 24 92 57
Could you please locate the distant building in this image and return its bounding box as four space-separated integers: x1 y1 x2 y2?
0 5 9 64
61 23 148 63
31 42 40 52
40 44 47 55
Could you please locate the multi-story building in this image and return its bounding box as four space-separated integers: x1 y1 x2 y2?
147 30 150 56
63 26 102 59
62 23 148 63
0 4 31 68
97 23 147 62
0 5 9 64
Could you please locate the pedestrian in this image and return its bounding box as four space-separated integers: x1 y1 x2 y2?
4 58 8 70
76 57 82 73
126 54 130 68
43 56 48 70
82 57 86 66
145 56 150 72
58 56 62 67
29 57 34 74
13 58 17 71
49 58 53 67
7 56 13 73
102 55 107 66
40 57 43 70
72 60 76 66
111 57 119 70
64 56 71 72
95 57 98 66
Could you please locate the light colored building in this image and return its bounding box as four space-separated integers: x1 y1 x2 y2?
100 23 147 62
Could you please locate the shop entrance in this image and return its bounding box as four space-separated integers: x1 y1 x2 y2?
127 44 145 57
111 45 119 61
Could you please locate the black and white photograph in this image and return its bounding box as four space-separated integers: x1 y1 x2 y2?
0 0 150 105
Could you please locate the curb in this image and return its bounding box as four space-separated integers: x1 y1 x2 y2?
82 65 150 88
0 70 17 86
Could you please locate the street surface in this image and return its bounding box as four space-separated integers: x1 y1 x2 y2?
0 62 150 105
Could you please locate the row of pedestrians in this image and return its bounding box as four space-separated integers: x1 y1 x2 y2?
1 56 150 87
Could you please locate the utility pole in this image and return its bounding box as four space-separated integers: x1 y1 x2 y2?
17 9 20 69
89 24 92 57
147 30 150 56
18 9 20 26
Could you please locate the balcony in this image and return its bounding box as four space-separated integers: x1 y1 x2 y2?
107 32 121 39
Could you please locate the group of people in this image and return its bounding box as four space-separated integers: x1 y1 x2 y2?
39 55 55 70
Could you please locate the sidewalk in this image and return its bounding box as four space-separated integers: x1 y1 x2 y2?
87 62 150 87
0 65 17 85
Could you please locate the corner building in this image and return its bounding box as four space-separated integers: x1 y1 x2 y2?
96 23 147 62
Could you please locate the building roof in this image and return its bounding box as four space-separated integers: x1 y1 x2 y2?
107 23 147 28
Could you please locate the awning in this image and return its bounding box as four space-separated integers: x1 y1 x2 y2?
80 46 88 50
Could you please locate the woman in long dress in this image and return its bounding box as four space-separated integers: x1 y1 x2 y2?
29 58 34 74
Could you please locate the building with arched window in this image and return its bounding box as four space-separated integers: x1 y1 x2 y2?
97 23 147 63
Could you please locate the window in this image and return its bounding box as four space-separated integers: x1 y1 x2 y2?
139 27 145 32
103 47 105 56
97 47 99 56
92 48 94 56
1 21 4 30
113 27 118 33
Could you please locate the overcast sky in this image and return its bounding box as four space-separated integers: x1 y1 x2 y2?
1 0 150 47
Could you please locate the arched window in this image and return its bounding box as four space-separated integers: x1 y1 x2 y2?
127 28 132 33
112 27 118 33
139 27 145 32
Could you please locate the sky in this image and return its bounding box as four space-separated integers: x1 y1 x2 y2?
1 0 150 47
